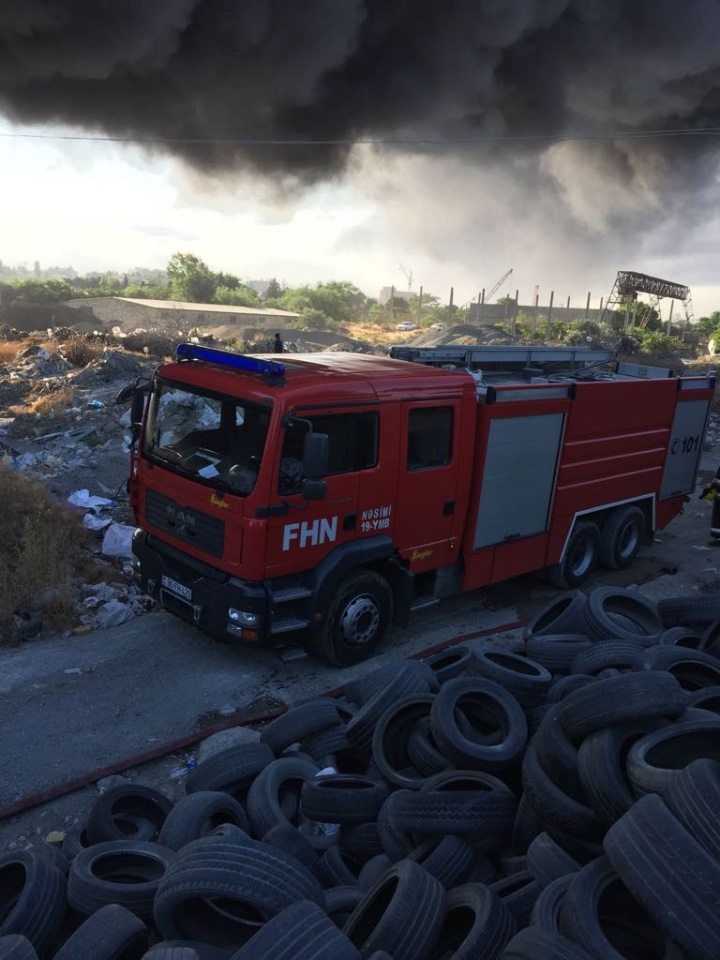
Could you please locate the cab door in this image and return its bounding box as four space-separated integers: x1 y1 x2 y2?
392 400 463 569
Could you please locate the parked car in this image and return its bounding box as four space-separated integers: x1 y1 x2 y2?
395 321 417 331
430 322 447 330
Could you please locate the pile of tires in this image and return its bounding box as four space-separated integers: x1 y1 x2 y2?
2 586 720 959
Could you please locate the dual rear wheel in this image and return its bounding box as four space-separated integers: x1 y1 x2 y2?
546 505 646 590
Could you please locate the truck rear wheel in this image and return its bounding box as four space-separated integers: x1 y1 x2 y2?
312 571 393 667
600 505 645 570
546 521 600 590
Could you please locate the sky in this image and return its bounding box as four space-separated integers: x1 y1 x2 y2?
3 1 720 320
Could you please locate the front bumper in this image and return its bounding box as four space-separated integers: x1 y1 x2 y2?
132 530 269 644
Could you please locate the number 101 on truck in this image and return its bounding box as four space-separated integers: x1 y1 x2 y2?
119 342 714 666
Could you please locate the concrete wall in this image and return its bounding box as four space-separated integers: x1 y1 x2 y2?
467 301 618 326
64 298 297 333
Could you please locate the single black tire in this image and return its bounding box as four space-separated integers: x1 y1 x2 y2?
526 833 580 890
521 742 604 842
261 822 320 874
143 945 229 960
344 660 439 708
68 840 175 921
545 522 601 590
0 850 67 956
153 835 325 948
529 875 573 935
501 928 595 959
0 937 38 960
604 793 720 960
185 743 275 800
523 591 589 640
426 882 516 960
301 775 389 825
338 822 384 862
311 570 393 667
358 854 392 891
406 717 451 777
658 593 720 628
325 886 365 927
626 717 720 797
62 823 91 861
686 685 720 715
430 677 527 770
533 712 584 802
86 785 173 845
259 700 343 754
406 835 476 890
53 903 148 960
317 846 361 889
246 757 319 837
576 718 666 826
644 645 720 690
510 793 544 855
371 694 438 789
468 647 553 709
33 842 69 876
559 855 670 960
558 670 686 743
342 859 446 960
664 757 720 862
658 626 705 648
392 770 516 844
157 792 250 851
489 871 541 930
525 636 593 675
375 792 415 861
346 663 435 755
299 724 353 761
545 675 595 704
421 645 475 685
228 900 360 960
582 586 661 644
570 640 645 677
599 505 646 570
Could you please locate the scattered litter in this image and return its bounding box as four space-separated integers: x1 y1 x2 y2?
67 489 115 512
83 514 113 531
101 523 137 558
63 668 82 676
95 599 135 628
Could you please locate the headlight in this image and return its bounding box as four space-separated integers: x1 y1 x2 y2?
228 608 259 627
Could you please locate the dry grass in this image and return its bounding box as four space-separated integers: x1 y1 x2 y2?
58 333 104 367
0 466 87 642
8 384 75 418
0 339 29 362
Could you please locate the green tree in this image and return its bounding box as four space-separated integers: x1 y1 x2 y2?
214 285 261 307
167 253 217 303
265 278 285 299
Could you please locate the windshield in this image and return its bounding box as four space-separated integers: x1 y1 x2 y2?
143 379 271 496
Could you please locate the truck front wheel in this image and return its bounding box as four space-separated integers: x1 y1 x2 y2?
546 521 601 590
312 571 393 667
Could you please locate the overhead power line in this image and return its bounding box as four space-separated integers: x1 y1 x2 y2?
2 126 720 148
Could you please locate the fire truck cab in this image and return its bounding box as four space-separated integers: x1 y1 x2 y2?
126 343 714 665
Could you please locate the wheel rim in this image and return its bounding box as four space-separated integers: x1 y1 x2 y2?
569 535 595 579
618 520 640 562
339 594 381 646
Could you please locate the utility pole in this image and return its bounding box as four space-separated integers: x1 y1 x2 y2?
667 300 675 336
416 286 423 323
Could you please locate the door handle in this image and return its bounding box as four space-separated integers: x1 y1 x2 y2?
443 499 455 516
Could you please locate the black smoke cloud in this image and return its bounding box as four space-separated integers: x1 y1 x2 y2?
2 0 720 191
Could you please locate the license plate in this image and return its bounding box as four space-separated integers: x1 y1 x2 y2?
161 575 192 602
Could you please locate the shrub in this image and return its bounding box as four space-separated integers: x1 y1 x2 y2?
0 467 87 642
60 333 105 367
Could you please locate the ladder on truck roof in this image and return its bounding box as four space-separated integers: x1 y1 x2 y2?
389 344 615 373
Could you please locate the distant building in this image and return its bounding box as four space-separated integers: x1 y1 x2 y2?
63 296 300 332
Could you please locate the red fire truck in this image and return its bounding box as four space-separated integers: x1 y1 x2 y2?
124 342 714 665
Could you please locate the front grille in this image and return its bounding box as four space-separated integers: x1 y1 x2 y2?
145 488 225 558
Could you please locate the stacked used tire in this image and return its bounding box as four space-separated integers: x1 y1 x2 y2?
3 586 720 959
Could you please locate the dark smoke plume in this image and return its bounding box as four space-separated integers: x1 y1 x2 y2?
2 0 720 189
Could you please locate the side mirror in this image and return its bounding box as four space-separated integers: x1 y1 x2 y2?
303 432 328 479
130 386 148 427
302 478 326 501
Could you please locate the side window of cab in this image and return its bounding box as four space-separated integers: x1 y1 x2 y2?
278 412 378 494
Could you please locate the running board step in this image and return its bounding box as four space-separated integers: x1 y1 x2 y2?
271 617 311 635
410 596 441 612
273 586 313 603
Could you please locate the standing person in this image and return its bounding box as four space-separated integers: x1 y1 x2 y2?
273 332 283 353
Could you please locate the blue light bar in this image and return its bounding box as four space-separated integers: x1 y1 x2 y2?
176 343 285 381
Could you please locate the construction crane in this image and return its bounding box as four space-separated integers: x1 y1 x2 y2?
485 267 513 303
399 263 413 291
